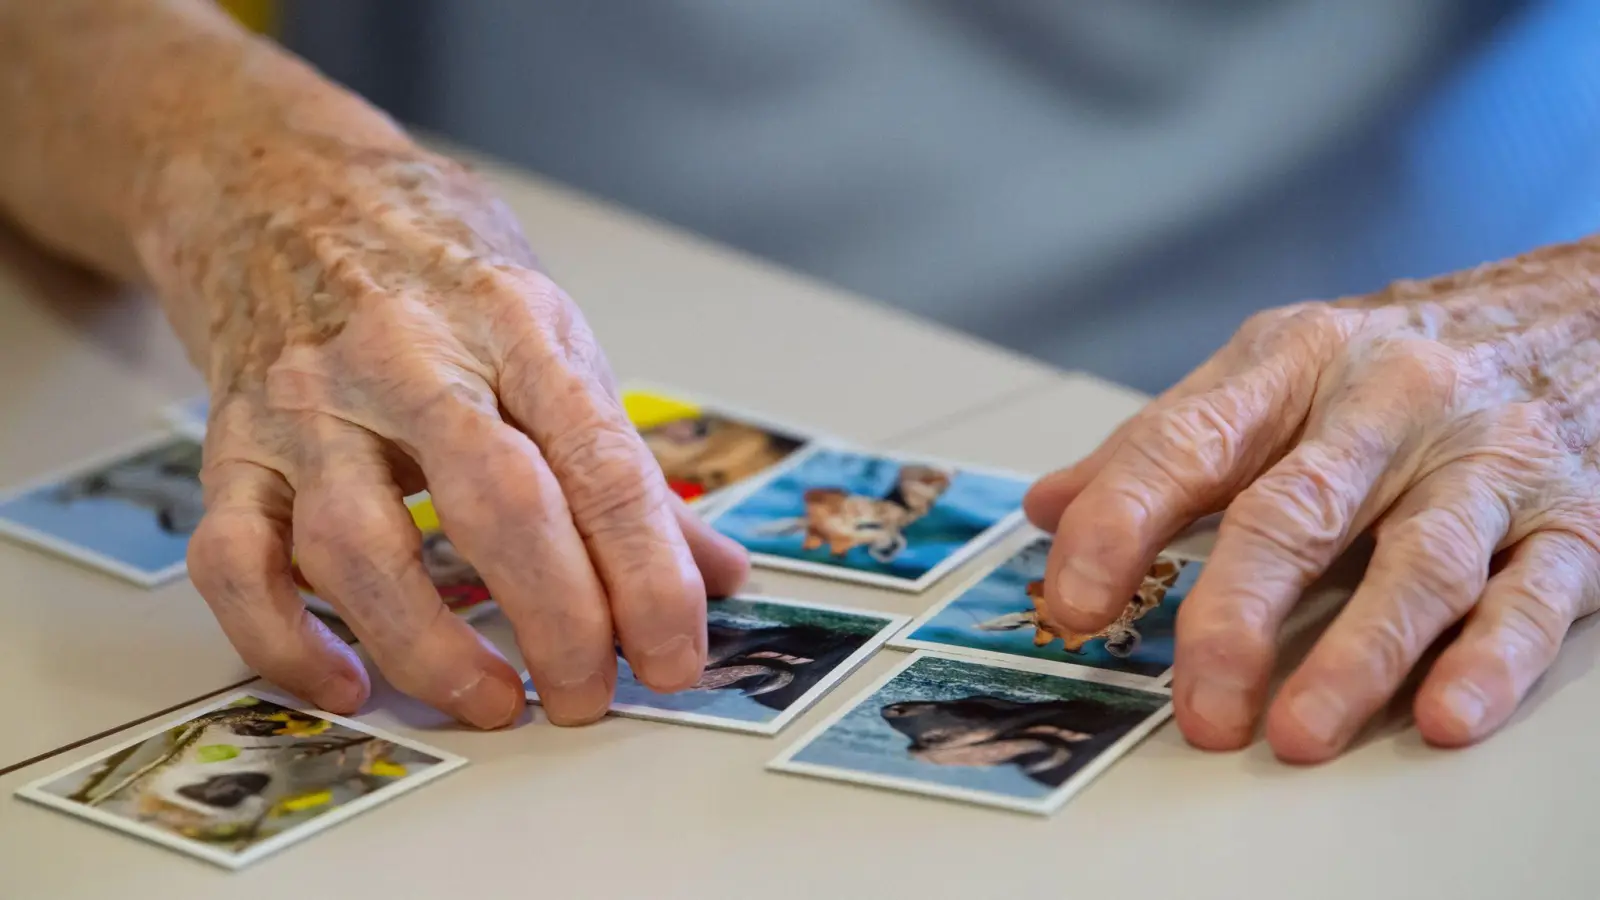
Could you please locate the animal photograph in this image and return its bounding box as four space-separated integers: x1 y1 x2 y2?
624 387 810 508
524 596 904 733
772 654 1170 811
20 693 461 868
896 537 1200 682
0 435 204 584
708 446 1028 590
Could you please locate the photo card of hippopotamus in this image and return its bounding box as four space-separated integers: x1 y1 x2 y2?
0 432 205 586
621 382 828 514
890 529 1206 687
704 443 1031 592
768 651 1171 816
15 690 466 869
521 595 909 735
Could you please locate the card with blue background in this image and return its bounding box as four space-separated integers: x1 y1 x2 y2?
892 532 1203 685
770 652 1171 815
0 434 202 586
522 595 907 735
707 444 1029 592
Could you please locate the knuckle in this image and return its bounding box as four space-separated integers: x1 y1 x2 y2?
1493 588 1570 664
1229 460 1353 567
1372 341 1463 412
295 493 416 590
1335 617 1417 688
1380 507 1489 600
542 421 668 531
1125 392 1242 492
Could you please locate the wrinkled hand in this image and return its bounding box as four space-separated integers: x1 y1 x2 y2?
142 138 749 728
1025 246 1600 762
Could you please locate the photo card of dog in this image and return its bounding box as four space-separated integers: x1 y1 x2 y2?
622 382 825 514
522 594 909 735
768 651 1172 816
294 493 499 624
891 528 1205 686
705 443 1031 592
15 691 466 869
0 433 204 586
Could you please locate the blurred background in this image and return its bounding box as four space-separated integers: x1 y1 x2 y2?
226 1 1600 394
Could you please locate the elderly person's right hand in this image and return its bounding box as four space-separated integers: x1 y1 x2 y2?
0 0 748 729
1026 247 1600 763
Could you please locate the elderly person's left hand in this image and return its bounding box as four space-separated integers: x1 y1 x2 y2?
1025 244 1600 762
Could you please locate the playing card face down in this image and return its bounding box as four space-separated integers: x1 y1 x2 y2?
523 595 907 735
16 692 464 869
894 535 1202 684
623 386 810 510
295 495 497 622
0 434 203 586
708 445 1027 591
769 653 1171 815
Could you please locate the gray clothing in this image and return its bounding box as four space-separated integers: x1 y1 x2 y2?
283 1 1596 393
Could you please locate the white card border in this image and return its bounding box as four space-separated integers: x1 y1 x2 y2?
522 593 909 736
704 441 1033 593
887 527 1212 688
618 379 837 515
766 649 1173 816
15 689 468 870
0 431 204 587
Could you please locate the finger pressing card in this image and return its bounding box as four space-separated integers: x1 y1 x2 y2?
768 652 1171 816
293 494 499 624
622 383 818 514
15 691 465 870
0 433 203 586
892 529 1204 686
523 595 908 735
707 443 1029 592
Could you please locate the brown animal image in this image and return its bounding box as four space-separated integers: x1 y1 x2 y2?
979 556 1186 657
640 414 804 499
763 464 952 563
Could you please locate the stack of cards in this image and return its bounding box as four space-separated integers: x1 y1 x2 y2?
10 381 1203 869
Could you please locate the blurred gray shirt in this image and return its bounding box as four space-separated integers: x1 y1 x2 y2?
284 0 1597 393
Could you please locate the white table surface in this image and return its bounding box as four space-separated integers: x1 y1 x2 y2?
3 147 1598 900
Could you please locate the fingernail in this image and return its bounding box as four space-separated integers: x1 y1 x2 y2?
1288 687 1348 747
453 671 523 730
309 670 365 714
546 671 611 725
1056 556 1112 621
642 633 702 690
1440 681 1489 733
1188 676 1254 732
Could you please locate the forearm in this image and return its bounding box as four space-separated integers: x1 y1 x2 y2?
0 0 411 356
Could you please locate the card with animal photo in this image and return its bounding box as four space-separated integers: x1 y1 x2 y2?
0 433 203 586
768 651 1171 816
15 691 465 869
892 532 1203 685
522 595 908 735
295 494 498 623
622 383 819 512
706 444 1029 592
